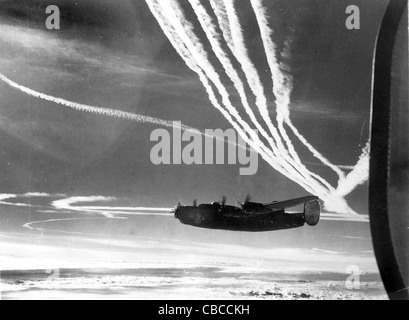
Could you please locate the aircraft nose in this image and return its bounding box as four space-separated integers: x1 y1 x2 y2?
173 206 181 219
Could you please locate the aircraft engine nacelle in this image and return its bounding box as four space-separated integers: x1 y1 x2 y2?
304 200 321 226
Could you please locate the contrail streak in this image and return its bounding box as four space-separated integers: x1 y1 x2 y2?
252 0 368 200
183 1 326 195
0 0 370 215
153 0 326 200
0 1 330 201
188 0 330 196
146 0 320 194
208 0 318 193
211 0 333 196
335 142 370 197
188 0 279 155
185 0 307 181
249 0 343 189
156 0 261 142
249 0 347 181
23 218 108 231
0 72 188 129
248 0 369 212
146 0 366 214
0 72 249 152
145 0 260 148
215 0 286 151
253 0 369 200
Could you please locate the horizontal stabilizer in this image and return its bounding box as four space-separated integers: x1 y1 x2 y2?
265 196 319 210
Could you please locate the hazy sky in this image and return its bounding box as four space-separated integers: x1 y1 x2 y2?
0 0 390 266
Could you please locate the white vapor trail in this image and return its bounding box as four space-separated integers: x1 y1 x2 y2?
190 0 318 190
249 0 344 187
335 142 370 197
0 72 188 130
23 218 109 231
247 0 357 212
212 0 289 158
145 0 321 195
146 0 369 214
186 0 325 190
210 0 335 200
0 72 250 152
167 0 334 194
52 196 171 213
0 0 371 216
204 0 338 200
144 0 264 155
187 0 280 157
249 0 370 201
51 196 173 218
217 0 334 195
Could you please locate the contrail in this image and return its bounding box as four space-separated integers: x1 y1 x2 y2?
214 0 286 152
0 72 190 130
0 0 370 215
151 0 273 154
187 0 280 155
52 196 173 214
144 0 261 149
248 0 369 212
249 0 347 181
0 12 287 189
186 0 329 195
149 0 333 202
185 0 310 183
211 0 333 196
146 0 320 194
146 0 366 214
156 0 260 140
0 2 326 200
0 72 249 152
335 142 370 197
252 0 369 199
249 0 343 188
208 0 324 194
188 0 331 196
23 218 109 231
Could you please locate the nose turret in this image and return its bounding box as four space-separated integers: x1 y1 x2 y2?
172 203 182 220
174 207 180 219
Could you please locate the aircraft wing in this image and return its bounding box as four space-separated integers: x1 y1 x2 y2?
264 196 319 210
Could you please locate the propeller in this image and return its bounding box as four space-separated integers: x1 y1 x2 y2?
244 194 251 203
239 194 251 209
193 199 198 207
221 196 227 206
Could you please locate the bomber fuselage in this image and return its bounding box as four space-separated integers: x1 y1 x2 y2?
174 204 305 232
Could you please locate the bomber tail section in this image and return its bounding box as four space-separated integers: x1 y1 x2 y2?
304 200 321 226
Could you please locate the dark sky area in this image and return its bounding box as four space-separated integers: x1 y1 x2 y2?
0 0 390 266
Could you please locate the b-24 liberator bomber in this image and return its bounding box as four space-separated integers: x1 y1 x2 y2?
173 195 321 232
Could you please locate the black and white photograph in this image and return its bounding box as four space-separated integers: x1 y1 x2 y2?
0 0 407 303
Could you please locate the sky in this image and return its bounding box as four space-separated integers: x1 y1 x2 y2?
0 0 391 275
